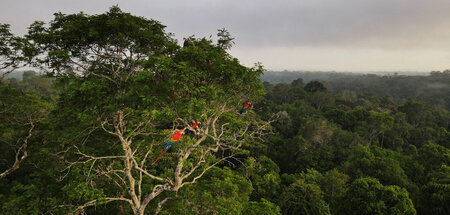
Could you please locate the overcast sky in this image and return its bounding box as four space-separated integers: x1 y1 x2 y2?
2 0 450 72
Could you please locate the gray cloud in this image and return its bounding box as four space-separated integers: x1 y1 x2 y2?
1 0 450 71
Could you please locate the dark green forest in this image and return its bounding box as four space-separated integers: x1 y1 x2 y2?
1 7 449 215
262 71 450 109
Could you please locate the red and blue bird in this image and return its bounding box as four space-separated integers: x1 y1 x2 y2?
240 101 252 114
152 129 185 165
185 121 201 135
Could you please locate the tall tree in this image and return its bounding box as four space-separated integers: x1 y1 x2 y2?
28 6 271 214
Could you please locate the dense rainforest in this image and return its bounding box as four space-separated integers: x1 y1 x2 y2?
261 71 450 109
1 7 449 215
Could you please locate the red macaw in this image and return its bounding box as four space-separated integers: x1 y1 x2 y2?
152 129 185 165
185 121 201 135
240 101 252 114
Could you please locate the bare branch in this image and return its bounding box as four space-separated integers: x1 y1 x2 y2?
0 121 34 178
155 197 173 215
180 154 234 188
71 197 133 215
132 161 169 183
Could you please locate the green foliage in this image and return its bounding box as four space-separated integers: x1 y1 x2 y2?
241 156 281 201
160 167 278 215
324 108 357 130
342 145 411 188
304 81 328 93
278 177 330 215
259 77 449 214
336 177 416 215
217 28 235 50
320 169 349 208
1 6 449 215
243 198 281 215
2 183 59 215
418 181 450 215
417 142 450 171
1 24 27 80
262 70 450 109
0 86 48 171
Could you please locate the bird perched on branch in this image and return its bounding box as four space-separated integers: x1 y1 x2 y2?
240 101 252 114
152 129 185 165
185 121 201 135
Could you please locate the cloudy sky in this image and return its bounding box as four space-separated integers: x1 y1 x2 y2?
2 0 450 72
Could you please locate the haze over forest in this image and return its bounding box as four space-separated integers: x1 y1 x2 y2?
1 2 449 215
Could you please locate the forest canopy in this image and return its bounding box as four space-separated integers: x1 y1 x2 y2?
1 6 449 215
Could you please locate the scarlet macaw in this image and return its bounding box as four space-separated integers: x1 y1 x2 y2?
152 129 185 165
185 121 201 135
240 101 252 114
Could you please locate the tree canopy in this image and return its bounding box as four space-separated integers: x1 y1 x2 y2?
1 5 449 215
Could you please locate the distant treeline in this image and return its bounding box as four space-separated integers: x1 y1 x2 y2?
1 7 449 215
1 70 44 81
261 71 450 109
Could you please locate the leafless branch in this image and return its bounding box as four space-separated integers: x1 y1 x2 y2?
180 155 234 188
70 197 133 215
155 197 173 215
0 121 34 178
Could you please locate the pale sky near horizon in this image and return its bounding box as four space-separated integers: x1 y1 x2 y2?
1 0 450 72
